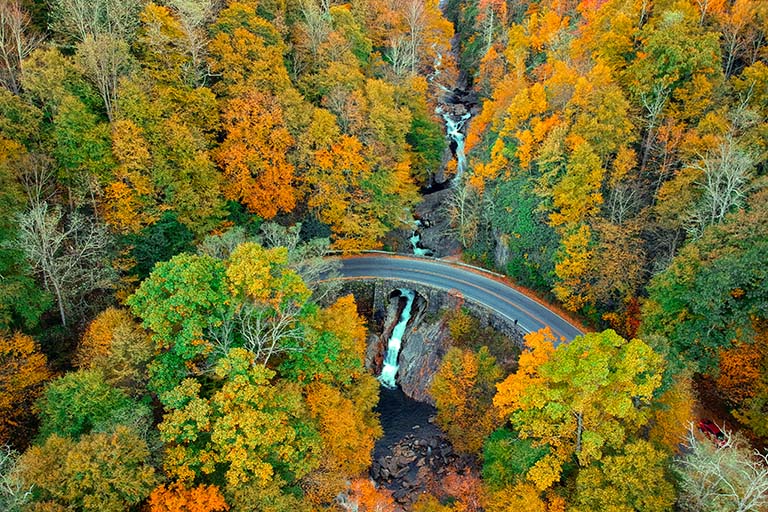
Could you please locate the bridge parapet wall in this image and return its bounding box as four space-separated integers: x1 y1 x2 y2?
337 277 525 344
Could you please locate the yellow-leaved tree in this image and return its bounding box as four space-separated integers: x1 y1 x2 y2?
494 328 664 490
431 346 503 454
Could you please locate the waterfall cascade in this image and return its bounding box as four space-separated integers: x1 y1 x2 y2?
409 220 434 257
436 105 472 183
379 289 416 388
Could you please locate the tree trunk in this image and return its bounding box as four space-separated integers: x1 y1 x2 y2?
51 279 67 326
575 411 583 460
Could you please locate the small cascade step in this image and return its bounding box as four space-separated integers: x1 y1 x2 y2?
436 103 472 183
409 220 434 257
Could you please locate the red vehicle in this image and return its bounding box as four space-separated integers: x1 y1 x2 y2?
698 419 726 446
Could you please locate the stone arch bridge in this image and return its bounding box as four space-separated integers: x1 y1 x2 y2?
330 253 584 343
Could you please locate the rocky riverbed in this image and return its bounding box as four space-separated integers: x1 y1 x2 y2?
372 387 476 508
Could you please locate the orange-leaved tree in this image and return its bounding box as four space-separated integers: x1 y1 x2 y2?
207 0 291 97
75 307 152 394
483 482 568 512
102 119 156 234
649 370 695 451
148 483 229 512
0 332 51 444
303 380 382 503
717 337 765 406
216 92 296 219
305 133 386 250
342 478 397 512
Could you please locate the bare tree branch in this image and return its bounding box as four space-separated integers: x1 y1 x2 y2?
166 0 220 85
15 203 115 326
442 180 480 247
208 302 306 368
76 33 133 121
677 423 768 512
17 153 55 206
49 0 142 43
0 0 43 93
259 222 341 302
685 137 756 238
0 446 31 512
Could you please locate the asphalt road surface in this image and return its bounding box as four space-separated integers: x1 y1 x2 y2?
337 254 584 342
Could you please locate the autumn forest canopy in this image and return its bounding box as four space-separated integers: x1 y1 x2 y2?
0 0 767 510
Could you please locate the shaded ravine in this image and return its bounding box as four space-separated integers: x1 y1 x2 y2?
362 4 542 508
374 387 440 454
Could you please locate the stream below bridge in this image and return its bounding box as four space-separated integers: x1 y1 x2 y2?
368 36 482 508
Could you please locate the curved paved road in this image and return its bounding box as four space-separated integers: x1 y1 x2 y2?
336 254 583 342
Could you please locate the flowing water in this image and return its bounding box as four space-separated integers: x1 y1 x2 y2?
368 6 478 505
436 106 472 183
378 289 416 388
409 220 434 257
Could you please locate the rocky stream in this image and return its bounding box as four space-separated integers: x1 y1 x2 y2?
364 95 483 509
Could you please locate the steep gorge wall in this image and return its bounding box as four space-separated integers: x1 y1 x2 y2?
338 279 526 403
